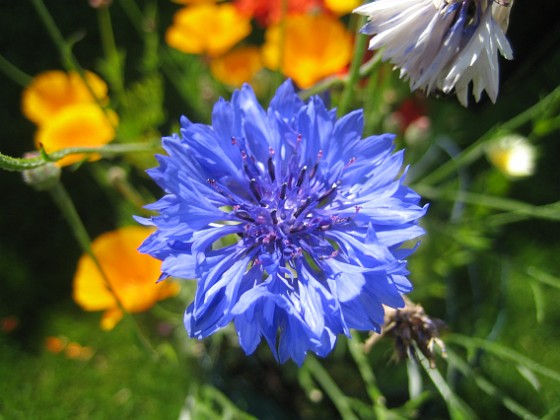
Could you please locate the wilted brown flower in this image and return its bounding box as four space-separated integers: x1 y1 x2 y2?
365 299 447 368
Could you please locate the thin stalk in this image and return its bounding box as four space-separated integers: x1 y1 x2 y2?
348 332 390 419
90 163 149 213
526 266 560 290
304 356 358 420
419 84 560 187
447 350 539 420
30 0 110 113
414 184 560 222
0 55 33 87
0 141 160 172
29 0 76 70
299 51 383 100
337 15 367 117
49 182 157 356
446 334 560 383
419 355 477 419
117 0 146 35
49 183 123 303
97 5 125 96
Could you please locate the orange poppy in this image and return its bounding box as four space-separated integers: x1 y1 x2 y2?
73 226 180 330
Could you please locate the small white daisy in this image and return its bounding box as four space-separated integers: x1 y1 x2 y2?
486 134 536 178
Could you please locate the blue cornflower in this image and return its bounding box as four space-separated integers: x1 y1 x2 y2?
137 81 427 365
354 0 514 106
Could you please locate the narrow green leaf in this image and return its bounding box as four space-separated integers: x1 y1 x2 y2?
304 356 359 420
420 356 478 420
415 185 560 222
526 266 560 290
447 334 560 383
529 281 546 323
447 350 539 420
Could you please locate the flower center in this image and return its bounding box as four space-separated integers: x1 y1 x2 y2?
208 135 357 266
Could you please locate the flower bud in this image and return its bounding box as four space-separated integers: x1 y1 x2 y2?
21 152 61 191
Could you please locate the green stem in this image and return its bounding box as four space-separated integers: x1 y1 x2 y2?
49 183 127 313
90 163 150 213
97 5 125 96
29 0 75 70
348 332 389 419
415 185 560 221
0 141 160 172
117 0 147 35
298 51 383 101
0 152 42 171
49 183 98 263
419 355 477 419
337 16 367 117
304 356 358 420
446 350 539 420
0 55 33 87
446 334 560 383
419 84 560 187
30 0 109 111
49 182 157 356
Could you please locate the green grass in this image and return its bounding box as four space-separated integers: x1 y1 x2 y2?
0 305 194 420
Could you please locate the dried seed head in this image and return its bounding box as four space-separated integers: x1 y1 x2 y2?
365 298 447 368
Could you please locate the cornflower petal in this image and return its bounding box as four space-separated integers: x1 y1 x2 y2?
354 0 514 105
138 80 426 364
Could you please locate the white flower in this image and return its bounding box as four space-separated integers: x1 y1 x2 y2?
486 134 536 178
354 0 514 106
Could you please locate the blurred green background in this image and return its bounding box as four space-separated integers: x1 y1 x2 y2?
1 0 560 418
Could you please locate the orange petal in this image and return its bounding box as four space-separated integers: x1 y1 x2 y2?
210 46 263 87
101 307 124 331
35 103 118 167
22 70 109 125
263 14 353 88
73 226 177 330
166 4 251 57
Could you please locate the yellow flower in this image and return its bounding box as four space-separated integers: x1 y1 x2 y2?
35 103 118 167
22 70 108 126
73 226 180 330
262 14 353 88
165 3 251 57
21 70 117 167
324 0 361 15
210 46 263 87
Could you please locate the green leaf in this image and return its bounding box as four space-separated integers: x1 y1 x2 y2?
446 350 540 420
446 334 560 383
420 356 478 420
529 281 546 323
526 266 560 290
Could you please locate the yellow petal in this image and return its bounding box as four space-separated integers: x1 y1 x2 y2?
165 4 251 57
263 14 353 88
22 70 108 125
210 46 263 87
73 226 179 329
324 0 361 15
35 103 118 167
101 308 123 331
